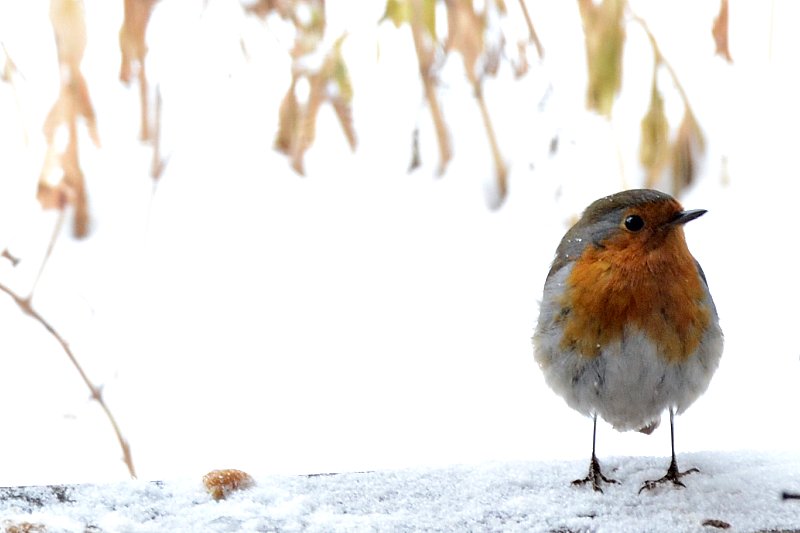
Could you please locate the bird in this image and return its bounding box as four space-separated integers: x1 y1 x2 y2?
533 189 723 493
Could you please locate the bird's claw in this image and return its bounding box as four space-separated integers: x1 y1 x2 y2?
639 460 699 493
572 455 618 493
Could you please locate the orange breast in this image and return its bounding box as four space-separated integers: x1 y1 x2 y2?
559 228 710 362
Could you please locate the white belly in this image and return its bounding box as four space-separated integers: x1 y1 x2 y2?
533 264 723 432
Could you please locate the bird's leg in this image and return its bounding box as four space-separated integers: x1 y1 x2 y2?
639 408 699 493
572 416 618 492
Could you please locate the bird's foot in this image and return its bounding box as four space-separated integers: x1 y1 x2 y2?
572 455 618 493
639 458 698 493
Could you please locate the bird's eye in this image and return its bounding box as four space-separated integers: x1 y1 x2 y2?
624 214 645 232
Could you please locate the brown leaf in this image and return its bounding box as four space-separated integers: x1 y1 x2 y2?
579 0 626 116
445 0 485 84
119 0 157 141
49 0 87 68
293 73 326 174
71 71 100 147
36 181 69 211
408 0 451 175
275 77 300 156
119 0 156 83
712 0 732 63
275 31 356 174
639 76 670 187
513 40 529 78
331 97 356 150
670 109 705 193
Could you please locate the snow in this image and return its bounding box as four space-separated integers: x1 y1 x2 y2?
2 452 799 532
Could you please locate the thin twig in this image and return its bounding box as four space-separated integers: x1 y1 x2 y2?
2 248 20 267
0 282 137 479
27 209 66 299
473 83 507 206
629 13 697 121
517 0 544 58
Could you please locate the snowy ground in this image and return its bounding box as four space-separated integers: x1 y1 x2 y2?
2 451 799 532
1 0 800 515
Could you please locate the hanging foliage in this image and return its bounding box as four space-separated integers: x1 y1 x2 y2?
38 0 99 239
247 0 356 175
578 0 625 117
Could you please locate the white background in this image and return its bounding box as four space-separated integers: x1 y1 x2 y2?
0 0 798 487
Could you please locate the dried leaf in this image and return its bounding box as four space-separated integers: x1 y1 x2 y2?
382 0 410 27
71 72 100 147
331 97 356 150
445 0 485 84
36 181 69 211
119 0 156 83
421 0 437 39
50 0 87 68
639 77 670 186
293 74 325 173
407 0 451 174
671 108 705 193
244 0 293 19
275 78 299 155
1 44 18 82
513 40 529 78
712 0 732 63
38 0 97 238
330 35 353 102
119 0 157 141
579 0 626 116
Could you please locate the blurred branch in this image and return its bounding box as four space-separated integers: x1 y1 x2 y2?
445 0 508 204
2 42 30 144
2 249 21 267
630 13 694 120
0 282 137 479
26 210 66 299
631 11 705 194
516 0 543 58
150 85 167 181
1 42 18 81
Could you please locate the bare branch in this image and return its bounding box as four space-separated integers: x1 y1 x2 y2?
517 0 543 58
0 283 137 479
629 13 697 124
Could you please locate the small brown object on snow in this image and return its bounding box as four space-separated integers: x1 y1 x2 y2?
203 469 255 501
2 521 46 533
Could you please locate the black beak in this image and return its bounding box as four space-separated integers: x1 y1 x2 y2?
670 209 707 226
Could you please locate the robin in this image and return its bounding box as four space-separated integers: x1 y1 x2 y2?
533 189 723 492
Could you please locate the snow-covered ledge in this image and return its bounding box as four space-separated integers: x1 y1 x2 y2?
1 451 799 532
